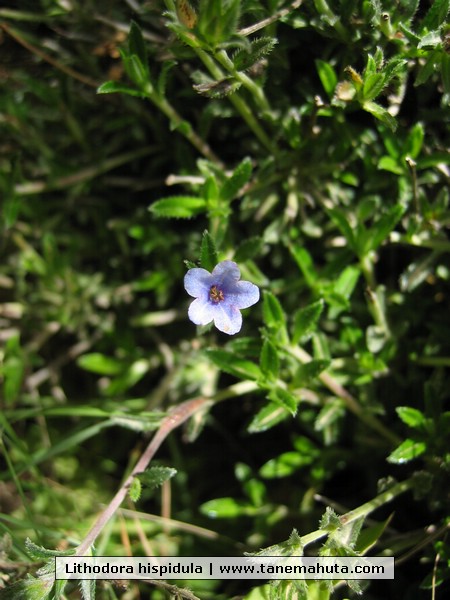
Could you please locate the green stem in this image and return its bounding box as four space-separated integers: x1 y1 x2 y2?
196 48 276 154
300 478 414 548
150 92 224 167
215 49 271 114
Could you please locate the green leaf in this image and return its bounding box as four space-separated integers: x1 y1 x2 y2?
362 72 385 101
326 207 357 251
97 80 146 97
137 466 177 492
295 359 331 383
220 157 252 202
396 406 427 428
333 266 360 301
122 52 149 88
233 37 278 72
259 451 315 478
157 60 176 97
200 230 218 271
383 57 407 86
77 353 123 376
363 100 398 131
128 21 148 76
25 538 72 559
200 497 256 518
234 236 263 262
417 31 442 49
415 49 441 86
354 515 393 554
364 53 377 77
319 506 341 531
102 359 150 396
2 334 25 405
0 576 54 600
129 477 142 502
315 59 338 98
260 339 279 380
193 77 242 98
198 0 241 47
378 155 404 174
421 0 450 31
247 402 290 433
3 195 21 228
205 349 262 380
441 52 450 94
365 204 405 252
387 439 427 464
268 387 298 416
292 299 324 344
289 245 318 287
262 291 286 330
149 196 207 218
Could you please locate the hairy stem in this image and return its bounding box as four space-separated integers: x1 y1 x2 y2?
300 478 414 547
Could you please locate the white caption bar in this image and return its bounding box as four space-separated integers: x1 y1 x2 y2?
55 556 394 580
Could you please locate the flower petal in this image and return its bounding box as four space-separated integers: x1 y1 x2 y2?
188 298 216 326
184 268 212 298
227 281 260 309
211 260 240 288
213 302 242 335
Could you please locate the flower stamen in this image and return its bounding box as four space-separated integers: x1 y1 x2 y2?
209 285 224 303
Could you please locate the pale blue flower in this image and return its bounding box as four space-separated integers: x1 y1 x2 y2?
184 260 260 335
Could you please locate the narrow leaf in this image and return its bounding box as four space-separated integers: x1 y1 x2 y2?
260 339 280 380
289 245 318 287
77 353 123 376
193 77 242 98
262 291 286 330
129 477 142 502
200 230 218 271
137 466 177 491
259 451 314 479
396 406 427 428
362 72 385 101
233 37 278 72
205 349 261 380
268 387 298 416
128 21 148 74
366 204 405 252
200 497 256 518
247 402 290 433
421 0 450 31
220 157 252 202
315 59 338 98
149 196 207 218
387 439 427 464
363 100 398 131
292 299 324 344
326 207 357 251
97 81 146 97
234 236 263 262
296 359 330 383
